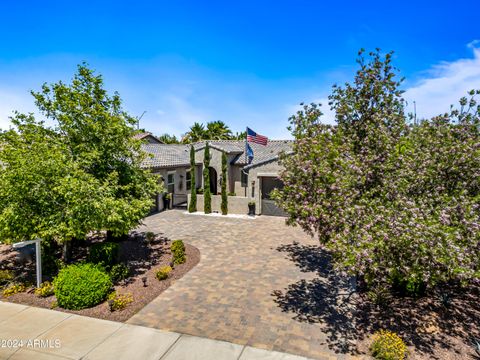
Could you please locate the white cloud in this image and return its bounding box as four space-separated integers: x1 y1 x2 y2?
404 42 480 120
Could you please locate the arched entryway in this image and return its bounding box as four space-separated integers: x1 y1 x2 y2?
209 167 218 194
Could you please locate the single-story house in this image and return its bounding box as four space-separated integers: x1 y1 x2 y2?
139 133 292 216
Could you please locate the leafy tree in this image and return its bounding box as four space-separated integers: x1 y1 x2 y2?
0 64 160 257
0 115 109 248
188 145 197 213
203 143 212 214
221 151 228 215
274 50 480 295
157 133 180 144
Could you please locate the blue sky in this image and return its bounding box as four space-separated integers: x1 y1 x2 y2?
0 1 479 138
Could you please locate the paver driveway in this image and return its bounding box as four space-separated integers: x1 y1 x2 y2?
128 210 353 360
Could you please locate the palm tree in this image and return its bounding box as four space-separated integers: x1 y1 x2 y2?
233 131 246 140
206 120 233 140
182 122 206 143
157 133 180 144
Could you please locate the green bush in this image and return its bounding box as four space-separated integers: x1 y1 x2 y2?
145 231 156 243
107 291 133 311
370 330 407 360
188 145 197 213
203 143 211 213
0 269 14 286
53 263 112 310
109 263 130 283
35 281 54 297
88 242 119 268
171 240 186 265
221 151 228 215
156 266 172 281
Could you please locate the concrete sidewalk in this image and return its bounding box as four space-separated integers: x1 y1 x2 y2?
0 301 321 360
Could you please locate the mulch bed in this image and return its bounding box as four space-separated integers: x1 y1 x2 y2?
0 232 200 322
274 242 480 360
353 286 480 360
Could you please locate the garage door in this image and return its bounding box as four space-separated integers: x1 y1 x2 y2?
260 177 287 217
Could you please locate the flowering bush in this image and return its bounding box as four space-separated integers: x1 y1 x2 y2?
156 265 172 281
107 291 133 311
370 330 407 360
274 49 480 292
35 281 54 297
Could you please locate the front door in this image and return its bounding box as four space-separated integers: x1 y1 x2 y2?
208 167 218 194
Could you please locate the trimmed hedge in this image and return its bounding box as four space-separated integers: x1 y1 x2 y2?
53 263 112 310
171 240 186 265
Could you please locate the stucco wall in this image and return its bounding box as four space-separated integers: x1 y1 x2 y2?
153 166 196 210
195 146 240 195
187 194 251 215
245 160 284 215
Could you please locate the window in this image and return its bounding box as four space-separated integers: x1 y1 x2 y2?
167 173 175 193
186 171 192 190
241 171 248 187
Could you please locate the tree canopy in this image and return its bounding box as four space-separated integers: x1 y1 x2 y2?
0 64 160 245
181 120 244 143
274 49 480 295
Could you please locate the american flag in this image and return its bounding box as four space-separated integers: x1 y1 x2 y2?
246 127 268 146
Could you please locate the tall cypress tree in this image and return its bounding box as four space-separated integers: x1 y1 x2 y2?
188 145 197 213
203 143 212 214
221 151 228 215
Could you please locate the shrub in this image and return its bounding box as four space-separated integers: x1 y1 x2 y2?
41 240 64 276
188 145 197 213
156 266 172 281
35 281 54 297
171 240 186 265
145 231 156 243
367 286 391 306
107 291 133 311
203 143 211 213
88 242 119 268
221 151 228 215
370 330 407 360
0 269 14 286
3 283 26 297
109 263 130 283
53 263 112 310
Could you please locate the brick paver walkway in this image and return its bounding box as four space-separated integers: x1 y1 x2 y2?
128 211 356 360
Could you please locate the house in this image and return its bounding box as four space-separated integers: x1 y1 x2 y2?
139 133 292 216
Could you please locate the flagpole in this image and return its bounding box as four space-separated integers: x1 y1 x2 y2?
244 127 248 197
245 127 248 164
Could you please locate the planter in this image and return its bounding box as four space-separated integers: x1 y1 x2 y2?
248 203 256 216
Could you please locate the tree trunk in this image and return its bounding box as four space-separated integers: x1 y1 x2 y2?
62 241 72 263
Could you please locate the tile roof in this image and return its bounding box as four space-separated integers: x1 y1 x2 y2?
231 140 293 167
134 132 163 144
193 141 245 153
141 144 191 168
141 140 292 169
